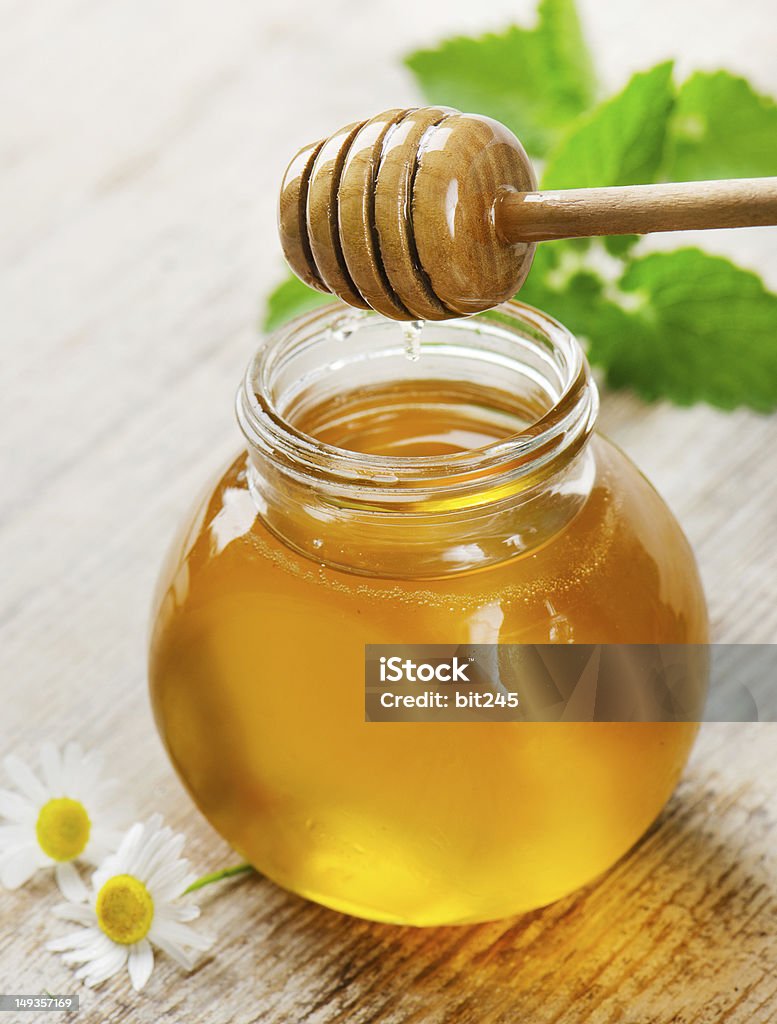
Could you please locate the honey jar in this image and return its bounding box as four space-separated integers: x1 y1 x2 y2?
149 301 707 925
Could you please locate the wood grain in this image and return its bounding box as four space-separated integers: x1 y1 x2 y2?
338 108 412 319
284 107 537 318
278 138 329 294
306 119 371 309
497 178 777 242
411 111 537 314
1 1 776 1022
369 105 454 320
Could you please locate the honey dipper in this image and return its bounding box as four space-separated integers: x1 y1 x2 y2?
279 106 777 320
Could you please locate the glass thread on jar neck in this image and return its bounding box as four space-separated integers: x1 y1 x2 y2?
235 301 599 577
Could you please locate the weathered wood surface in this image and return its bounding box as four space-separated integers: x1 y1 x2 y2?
1 1 776 1021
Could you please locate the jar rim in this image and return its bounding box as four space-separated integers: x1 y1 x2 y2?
236 300 598 505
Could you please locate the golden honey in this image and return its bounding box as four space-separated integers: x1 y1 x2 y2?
149 303 707 925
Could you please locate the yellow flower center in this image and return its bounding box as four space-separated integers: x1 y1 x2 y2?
96 875 154 945
35 797 91 862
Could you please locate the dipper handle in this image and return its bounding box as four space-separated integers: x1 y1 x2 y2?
496 177 777 242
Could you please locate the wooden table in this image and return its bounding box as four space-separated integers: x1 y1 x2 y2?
2 1 776 1020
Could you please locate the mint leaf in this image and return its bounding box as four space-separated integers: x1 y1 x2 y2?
521 245 777 412
603 234 639 257
542 62 675 189
665 71 777 180
404 0 596 157
263 274 335 332
591 249 777 411
539 63 675 258
519 241 626 345
518 240 590 314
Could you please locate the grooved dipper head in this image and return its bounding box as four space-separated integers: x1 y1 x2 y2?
278 107 537 321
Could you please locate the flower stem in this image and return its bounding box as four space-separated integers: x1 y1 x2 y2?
185 862 255 894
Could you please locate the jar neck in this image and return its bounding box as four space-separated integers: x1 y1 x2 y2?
236 302 599 578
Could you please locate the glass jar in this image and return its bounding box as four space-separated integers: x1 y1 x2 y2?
148 301 708 926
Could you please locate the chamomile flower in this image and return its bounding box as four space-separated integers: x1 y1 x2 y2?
0 742 127 899
48 814 214 990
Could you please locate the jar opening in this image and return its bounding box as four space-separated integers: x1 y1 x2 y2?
237 300 598 513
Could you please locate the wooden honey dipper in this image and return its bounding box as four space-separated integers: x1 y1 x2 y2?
279 106 777 321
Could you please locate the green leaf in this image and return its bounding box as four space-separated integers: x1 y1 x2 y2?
591 249 777 411
518 240 591 315
664 70 777 180
542 62 676 189
603 234 639 257
404 0 596 157
263 275 335 332
519 241 624 348
520 245 777 412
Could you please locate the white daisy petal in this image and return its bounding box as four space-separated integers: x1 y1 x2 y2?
113 822 146 868
1 844 42 889
0 789 35 823
15 844 53 870
0 824 30 846
92 828 141 887
149 917 214 953
132 821 178 876
157 901 198 925
90 860 113 891
150 852 189 891
142 851 186 892
52 903 95 925
180 872 198 894
47 927 103 953
129 831 169 880
77 945 127 988
3 755 48 804
63 939 115 966
40 743 63 794
55 861 89 903
149 934 197 972
128 939 154 991
149 812 165 829
145 861 191 902
35 845 53 866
